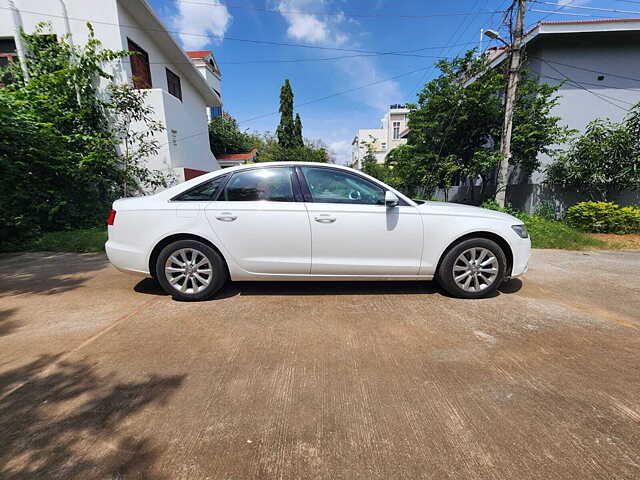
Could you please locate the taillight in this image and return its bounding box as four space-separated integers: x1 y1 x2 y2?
107 209 116 226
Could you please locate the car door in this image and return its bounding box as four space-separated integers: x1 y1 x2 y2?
204 166 311 274
298 166 423 276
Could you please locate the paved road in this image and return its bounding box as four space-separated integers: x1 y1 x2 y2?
0 250 639 479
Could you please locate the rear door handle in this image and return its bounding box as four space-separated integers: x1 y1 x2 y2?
314 214 336 223
215 212 237 222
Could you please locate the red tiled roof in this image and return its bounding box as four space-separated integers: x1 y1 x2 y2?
186 50 212 59
216 149 258 161
184 168 210 180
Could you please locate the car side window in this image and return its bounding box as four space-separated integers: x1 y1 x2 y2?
223 167 295 202
173 175 227 201
301 167 385 205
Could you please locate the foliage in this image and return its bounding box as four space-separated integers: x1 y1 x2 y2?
108 84 170 195
276 79 298 148
533 200 557 221
294 113 304 148
393 50 568 198
0 228 107 253
480 201 606 249
566 202 640 234
0 24 123 240
208 114 260 155
546 107 640 201
0 23 169 243
252 131 328 163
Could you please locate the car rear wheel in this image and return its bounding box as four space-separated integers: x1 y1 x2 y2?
155 240 227 301
437 238 507 299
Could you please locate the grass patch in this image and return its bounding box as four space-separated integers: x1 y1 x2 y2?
0 228 107 253
517 213 608 250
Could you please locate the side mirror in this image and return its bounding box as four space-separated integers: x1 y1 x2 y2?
385 191 399 208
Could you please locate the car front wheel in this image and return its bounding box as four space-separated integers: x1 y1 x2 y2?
437 238 507 299
155 240 227 301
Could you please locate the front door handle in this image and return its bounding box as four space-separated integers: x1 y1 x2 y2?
215 213 237 222
314 214 336 223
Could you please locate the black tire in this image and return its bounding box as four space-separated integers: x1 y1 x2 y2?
436 238 507 299
155 240 228 301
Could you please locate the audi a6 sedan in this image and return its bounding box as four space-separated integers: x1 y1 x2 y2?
106 162 530 301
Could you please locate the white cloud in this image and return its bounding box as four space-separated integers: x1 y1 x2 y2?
328 139 353 165
277 0 347 45
557 0 590 5
174 0 232 50
276 0 400 110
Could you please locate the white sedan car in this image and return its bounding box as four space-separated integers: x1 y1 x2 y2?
106 162 530 301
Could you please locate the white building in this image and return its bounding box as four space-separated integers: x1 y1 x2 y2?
352 104 409 168
0 0 223 182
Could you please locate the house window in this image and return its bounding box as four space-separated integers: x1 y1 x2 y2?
0 38 17 68
381 142 387 150
166 68 182 100
392 121 401 140
127 38 152 89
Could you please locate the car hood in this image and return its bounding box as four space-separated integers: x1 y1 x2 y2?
415 201 521 223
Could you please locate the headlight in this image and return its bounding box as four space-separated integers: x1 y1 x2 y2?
511 224 528 238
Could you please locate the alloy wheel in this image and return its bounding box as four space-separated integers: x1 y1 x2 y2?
164 248 213 295
452 247 499 293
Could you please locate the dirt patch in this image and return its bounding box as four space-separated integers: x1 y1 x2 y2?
589 233 640 250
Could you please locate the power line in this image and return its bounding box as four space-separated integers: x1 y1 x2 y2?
158 65 432 149
537 58 632 111
241 66 432 123
145 41 483 66
530 1 640 16
174 0 505 20
407 0 493 101
539 74 640 92
528 8 621 18
0 7 490 60
533 57 640 84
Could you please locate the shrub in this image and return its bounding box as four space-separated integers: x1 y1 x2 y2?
534 200 557 221
566 202 640 234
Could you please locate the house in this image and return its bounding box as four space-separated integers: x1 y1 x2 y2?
351 104 409 168
487 18 640 186
216 149 259 169
186 50 223 121
0 0 223 183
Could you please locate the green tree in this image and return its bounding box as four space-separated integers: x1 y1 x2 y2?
276 79 296 148
107 84 169 196
252 132 329 163
294 113 304 147
398 50 568 200
208 114 260 155
0 23 170 241
546 106 640 201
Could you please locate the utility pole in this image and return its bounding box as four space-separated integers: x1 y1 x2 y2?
495 0 526 208
8 0 29 82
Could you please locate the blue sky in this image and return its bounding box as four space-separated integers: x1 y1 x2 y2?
147 0 627 163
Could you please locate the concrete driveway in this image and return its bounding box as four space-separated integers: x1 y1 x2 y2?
0 250 639 479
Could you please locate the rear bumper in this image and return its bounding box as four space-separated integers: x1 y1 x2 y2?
105 240 149 276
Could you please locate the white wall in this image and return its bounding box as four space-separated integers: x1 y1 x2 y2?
386 109 409 150
116 2 218 175
0 0 219 181
527 37 640 183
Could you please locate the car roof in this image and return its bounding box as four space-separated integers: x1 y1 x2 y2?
154 162 416 206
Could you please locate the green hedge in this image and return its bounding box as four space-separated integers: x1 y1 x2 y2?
566 202 640 234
